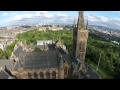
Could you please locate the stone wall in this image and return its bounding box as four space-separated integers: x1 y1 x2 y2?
11 65 70 79
11 68 59 79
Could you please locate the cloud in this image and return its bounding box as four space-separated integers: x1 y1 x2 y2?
12 14 33 21
113 11 120 13
1 11 120 30
2 12 17 17
84 13 120 29
55 13 68 17
2 12 9 16
11 13 16 15
86 14 109 23
10 11 74 25
35 11 48 16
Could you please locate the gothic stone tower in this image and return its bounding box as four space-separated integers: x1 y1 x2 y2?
73 11 89 70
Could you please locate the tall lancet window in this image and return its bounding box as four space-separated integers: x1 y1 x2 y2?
79 41 83 51
79 41 85 51
52 71 56 79
82 42 85 51
46 71 50 79
34 72 38 79
40 72 44 79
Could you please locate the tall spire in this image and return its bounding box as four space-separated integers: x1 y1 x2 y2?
86 18 88 30
73 16 76 29
77 11 84 30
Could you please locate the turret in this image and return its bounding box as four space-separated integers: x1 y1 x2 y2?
86 18 88 30
77 11 84 30
59 55 64 68
73 16 76 29
58 54 64 79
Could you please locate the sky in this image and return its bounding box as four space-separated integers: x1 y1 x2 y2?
0 11 120 29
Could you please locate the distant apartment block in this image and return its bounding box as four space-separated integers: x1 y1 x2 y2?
38 26 63 31
111 41 119 45
37 40 54 45
0 43 5 51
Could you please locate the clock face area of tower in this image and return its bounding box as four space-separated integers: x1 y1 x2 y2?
77 30 88 39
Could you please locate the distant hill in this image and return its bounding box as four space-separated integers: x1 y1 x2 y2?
89 25 120 32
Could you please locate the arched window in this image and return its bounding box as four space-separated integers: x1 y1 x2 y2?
28 72 32 79
79 42 85 51
82 43 85 51
64 59 66 63
34 72 38 79
81 53 84 59
46 71 50 79
79 42 82 51
84 34 86 37
40 72 44 79
64 67 68 75
52 71 56 79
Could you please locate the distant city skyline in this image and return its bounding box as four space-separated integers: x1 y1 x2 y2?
0 11 120 29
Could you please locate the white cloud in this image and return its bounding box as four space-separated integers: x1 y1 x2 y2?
84 13 120 29
113 11 120 13
2 12 17 16
99 16 109 22
35 11 48 16
2 12 9 16
11 11 71 24
36 11 47 13
11 13 16 15
12 14 33 21
86 15 99 22
55 13 68 17
44 13 54 18
2 11 120 29
23 11 29 13
34 11 68 19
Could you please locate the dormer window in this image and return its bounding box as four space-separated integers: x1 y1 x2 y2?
64 60 65 63
13 59 16 62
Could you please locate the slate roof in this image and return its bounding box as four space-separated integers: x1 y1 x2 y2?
0 60 14 70
0 70 9 79
62 54 71 65
85 66 101 79
13 51 59 70
73 71 88 79
73 66 101 79
69 54 81 68
13 46 23 57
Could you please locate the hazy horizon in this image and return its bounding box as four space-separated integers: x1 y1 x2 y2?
0 11 120 29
